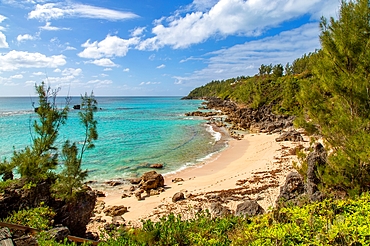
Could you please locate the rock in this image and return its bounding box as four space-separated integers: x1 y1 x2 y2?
149 189 160 196
209 202 231 217
128 178 141 185
46 227 70 242
172 177 184 183
306 143 326 199
121 193 130 199
103 205 128 217
112 216 125 226
95 190 106 197
0 227 13 246
172 192 185 202
275 130 303 142
276 172 305 205
105 181 123 187
135 189 144 201
235 200 265 217
150 164 163 169
129 186 136 191
139 171 164 191
12 235 38 246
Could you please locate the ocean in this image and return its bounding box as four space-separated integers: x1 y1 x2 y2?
0 97 228 182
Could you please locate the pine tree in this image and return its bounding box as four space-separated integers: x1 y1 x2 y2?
301 0 370 195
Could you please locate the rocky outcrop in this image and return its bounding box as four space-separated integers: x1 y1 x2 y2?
306 143 326 201
276 172 305 204
275 130 304 142
139 171 165 192
103 205 128 217
235 200 265 217
172 192 185 202
209 202 231 217
0 179 97 237
150 164 163 169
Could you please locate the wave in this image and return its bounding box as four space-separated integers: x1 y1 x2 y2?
0 110 33 117
205 124 222 142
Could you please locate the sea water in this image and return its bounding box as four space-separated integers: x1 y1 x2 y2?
0 97 228 182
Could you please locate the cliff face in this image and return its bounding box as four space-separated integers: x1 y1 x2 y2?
0 179 96 237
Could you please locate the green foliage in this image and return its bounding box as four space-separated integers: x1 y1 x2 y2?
299 0 370 195
52 92 98 201
3 203 56 230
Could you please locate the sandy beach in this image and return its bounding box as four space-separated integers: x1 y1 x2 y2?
88 130 307 231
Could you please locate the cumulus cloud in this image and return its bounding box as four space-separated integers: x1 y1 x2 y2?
87 58 118 67
61 68 82 76
0 50 66 71
28 3 139 21
156 64 165 69
10 74 23 79
78 35 139 59
17 34 36 42
123 68 129 72
131 27 146 37
138 0 339 50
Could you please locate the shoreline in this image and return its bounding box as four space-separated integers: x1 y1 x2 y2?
88 130 307 231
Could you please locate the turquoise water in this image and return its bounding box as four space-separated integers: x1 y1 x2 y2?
0 97 227 182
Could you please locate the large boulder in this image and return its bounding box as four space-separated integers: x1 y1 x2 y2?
209 202 231 217
139 171 164 191
276 172 305 206
172 192 185 203
235 200 264 217
103 205 128 217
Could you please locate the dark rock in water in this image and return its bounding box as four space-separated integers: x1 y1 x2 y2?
275 130 303 142
235 200 264 217
209 202 231 217
46 227 70 242
73 104 81 110
139 171 164 192
306 143 326 198
103 205 128 217
276 172 305 206
150 164 163 169
172 192 185 202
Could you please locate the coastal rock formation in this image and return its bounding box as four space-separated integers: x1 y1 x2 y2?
46 227 70 242
150 164 163 169
276 172 305 206
209 202 231 217
306 143 326 201
0 179 97 237
172 192 185 202
172 177 184 183
139 171 165 192
275 130 304 142
103 205 128 217
235 200 265 217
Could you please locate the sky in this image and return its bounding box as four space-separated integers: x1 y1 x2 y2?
0 0 341 97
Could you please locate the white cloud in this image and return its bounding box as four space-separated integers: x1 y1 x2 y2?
138 0 340 50
87 58 118 67
0 32 8 48
0 15 8 48
104 68 112 71
17 34 36 42
61 68 82 76
139 81 161 85
157 64 165 69
0 50 66 71
123 68 129 72
28 3 139 21
64 46 76 51
53 68 61 73
87 79 113 87
131 27 146 37
40 22 71 31
176 23 321 86
10 74 23 79
78 35 139 59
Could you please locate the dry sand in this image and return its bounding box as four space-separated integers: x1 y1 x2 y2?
88 131 308 231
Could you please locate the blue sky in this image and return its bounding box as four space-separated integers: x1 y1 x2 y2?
0 0 341 96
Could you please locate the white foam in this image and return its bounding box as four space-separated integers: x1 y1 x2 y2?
205 124 222 142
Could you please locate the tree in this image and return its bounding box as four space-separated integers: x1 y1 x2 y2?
300 0 370 195
0 83 98 200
